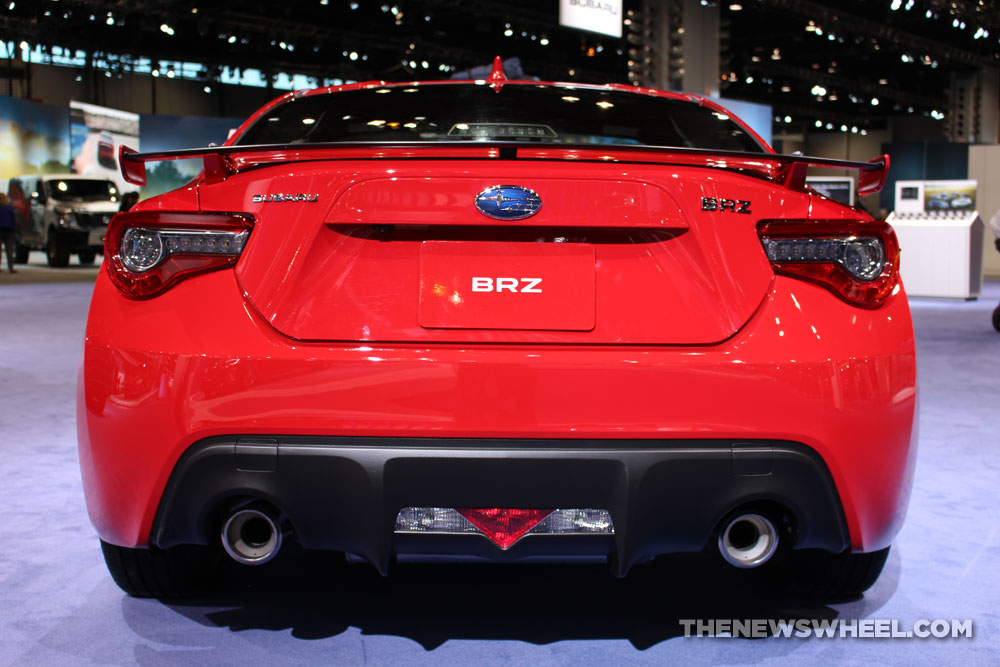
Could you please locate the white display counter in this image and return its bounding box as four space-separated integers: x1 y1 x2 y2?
887 210 984 299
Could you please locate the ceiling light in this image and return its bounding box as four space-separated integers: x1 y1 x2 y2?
160 24 174 36
729 3 743 9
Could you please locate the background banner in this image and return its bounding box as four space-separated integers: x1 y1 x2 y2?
0 95 71 193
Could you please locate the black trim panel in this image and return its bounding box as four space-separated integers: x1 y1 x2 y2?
151 437 849 576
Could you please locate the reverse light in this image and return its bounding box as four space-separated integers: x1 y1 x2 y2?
105 211 253 298
758 219 900 308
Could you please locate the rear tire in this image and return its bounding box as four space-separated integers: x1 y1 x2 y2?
78 249 97 265
992 304 1000 332
100 540 221 598
46 234 70 267
779 546 890 598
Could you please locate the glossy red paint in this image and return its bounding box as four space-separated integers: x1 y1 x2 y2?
217 160 792 345
79 267 916 551
80 79 917 574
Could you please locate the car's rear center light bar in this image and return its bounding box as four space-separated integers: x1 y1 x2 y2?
395 507 614 550
757 219 900 308
105 211 254 299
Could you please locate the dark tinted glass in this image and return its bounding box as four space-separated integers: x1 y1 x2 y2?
237 83 766 153
47 179 119 201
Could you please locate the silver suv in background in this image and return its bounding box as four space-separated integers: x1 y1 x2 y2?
7 174 122 267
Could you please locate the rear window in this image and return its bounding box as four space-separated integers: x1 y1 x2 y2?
236 83 766 153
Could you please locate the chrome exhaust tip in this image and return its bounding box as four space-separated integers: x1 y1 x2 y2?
221 507 282 565
718 513 779 569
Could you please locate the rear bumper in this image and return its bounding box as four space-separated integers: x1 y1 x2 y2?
152 436 849 576
78 269 918 555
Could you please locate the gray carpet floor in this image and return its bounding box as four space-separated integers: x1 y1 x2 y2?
1 271 997 666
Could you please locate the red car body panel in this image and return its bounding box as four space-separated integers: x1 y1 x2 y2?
79 77 917 576
214 161 792 345
78 268 916 551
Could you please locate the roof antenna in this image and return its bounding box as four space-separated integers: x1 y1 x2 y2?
489 55 507 91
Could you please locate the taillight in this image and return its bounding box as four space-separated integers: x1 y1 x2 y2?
105 211 254 298
757 219 900 308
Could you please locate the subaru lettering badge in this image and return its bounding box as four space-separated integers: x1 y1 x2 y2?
475 185 542 220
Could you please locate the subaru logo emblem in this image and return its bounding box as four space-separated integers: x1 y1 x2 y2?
474 185 541 220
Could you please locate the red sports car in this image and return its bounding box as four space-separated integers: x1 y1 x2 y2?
78 61 917 598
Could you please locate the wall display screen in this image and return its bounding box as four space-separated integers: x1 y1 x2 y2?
892 179 978 215
559 0 622 38
806 177 855 206
923 182 976 213
70 101 140 194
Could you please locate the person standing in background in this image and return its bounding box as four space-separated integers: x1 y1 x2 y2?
0 193 17 274
991 208 1000 253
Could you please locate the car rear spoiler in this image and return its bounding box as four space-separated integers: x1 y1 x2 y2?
118 143 889 195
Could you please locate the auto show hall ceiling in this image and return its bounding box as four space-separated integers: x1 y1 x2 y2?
3 0 999 127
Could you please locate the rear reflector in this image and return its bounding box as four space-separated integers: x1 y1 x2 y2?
395 507 614 550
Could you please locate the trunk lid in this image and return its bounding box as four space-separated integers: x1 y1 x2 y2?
200 159 797 345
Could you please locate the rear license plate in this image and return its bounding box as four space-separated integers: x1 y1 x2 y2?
87 229 105 246
419 241 595 331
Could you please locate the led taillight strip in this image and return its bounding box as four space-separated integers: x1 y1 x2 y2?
757 219 901 308
105 211 254 299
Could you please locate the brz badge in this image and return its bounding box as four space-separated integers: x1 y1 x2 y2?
252 193 320 203
702 197 752 214
475 185 542 220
